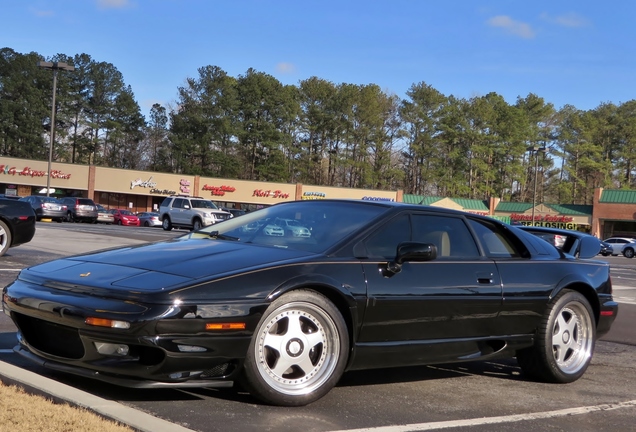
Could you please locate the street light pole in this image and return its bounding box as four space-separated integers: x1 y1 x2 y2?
38 61 74 197
528 146 547 225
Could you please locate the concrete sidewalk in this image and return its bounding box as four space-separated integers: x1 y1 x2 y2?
0 359 196 432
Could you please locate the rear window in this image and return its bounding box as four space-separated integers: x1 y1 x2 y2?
77 199 95 205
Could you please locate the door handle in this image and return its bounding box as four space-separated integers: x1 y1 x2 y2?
476 272 493 284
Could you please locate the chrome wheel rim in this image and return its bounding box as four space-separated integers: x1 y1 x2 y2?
552 302 593 374
255 301 340 396
0 224 7 250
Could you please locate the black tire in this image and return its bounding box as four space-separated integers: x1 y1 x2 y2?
241 289 349 406
66 212 74 223
192 218 202 231
623 248 634 258
0 220 11 257
162 217 172 231
144 221 150 227
118 220 122 226
516 289 595 383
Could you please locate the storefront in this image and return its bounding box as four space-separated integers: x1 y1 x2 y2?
0 157 90 198
198 176 298 211
300 185 399 202
592 188 636 238
1 156 400 213
493 201 592 232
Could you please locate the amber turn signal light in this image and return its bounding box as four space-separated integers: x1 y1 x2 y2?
85 317 130 329
205 323 246 330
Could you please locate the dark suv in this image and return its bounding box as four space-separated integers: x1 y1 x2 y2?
58 197 98 223
159 196 231 231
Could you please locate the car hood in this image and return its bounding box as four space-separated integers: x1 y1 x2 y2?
22 237 316 293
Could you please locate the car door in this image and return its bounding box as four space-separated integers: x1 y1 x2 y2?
616 238 629 253
605 238 617 254
170 198 187 225
465 217 556 336
358 212 503 348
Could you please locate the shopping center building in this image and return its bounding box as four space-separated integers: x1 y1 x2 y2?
1 156 635 239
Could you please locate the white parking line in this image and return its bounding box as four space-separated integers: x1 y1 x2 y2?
0 269 21 271
616 299 636 305
330 400 636 432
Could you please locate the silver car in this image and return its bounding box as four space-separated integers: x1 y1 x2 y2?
273 218 312 237
603 237 636 258
19 195 66 222
95 204 115 224
138 212 162 227
59 197 98 223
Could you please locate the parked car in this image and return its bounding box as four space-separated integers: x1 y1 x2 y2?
517 226 602 258
602 237 636 258
109 209 140 226
0 193 21 200
58 197 98 223
262 222 285 236
19 195 66 222
599 240 612 256
0 197 36 256
240 220 285 236
95 204 114 224
160 195 231 231
3 201 617 406
273 217 312 237
137 212 162 227
221 207 246 218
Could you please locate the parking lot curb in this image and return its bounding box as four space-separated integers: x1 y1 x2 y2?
0 360 196 432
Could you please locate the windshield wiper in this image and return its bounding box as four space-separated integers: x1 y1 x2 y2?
208 231 239 241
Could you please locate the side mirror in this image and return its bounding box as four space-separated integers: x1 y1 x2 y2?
576 236 602 259
387 242 437 273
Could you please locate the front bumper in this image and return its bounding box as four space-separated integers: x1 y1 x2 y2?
14 340 235 389
3 279 262 387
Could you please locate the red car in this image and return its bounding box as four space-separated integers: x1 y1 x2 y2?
109 209 140 226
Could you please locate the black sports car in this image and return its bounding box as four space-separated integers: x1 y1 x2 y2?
0 197 36 257
2 200 618 406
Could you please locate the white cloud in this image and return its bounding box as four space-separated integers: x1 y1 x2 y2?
541 12 589 28
29 7 54 17
276 62 296 74
97 0 131 9
487 15 536 39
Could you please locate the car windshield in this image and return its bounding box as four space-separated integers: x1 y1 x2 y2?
191 200 219 209
121 210 134 215
193 200 389 253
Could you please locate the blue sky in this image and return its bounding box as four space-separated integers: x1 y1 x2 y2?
3 1 635 117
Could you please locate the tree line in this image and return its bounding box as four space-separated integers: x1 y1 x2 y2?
1 47 633 205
